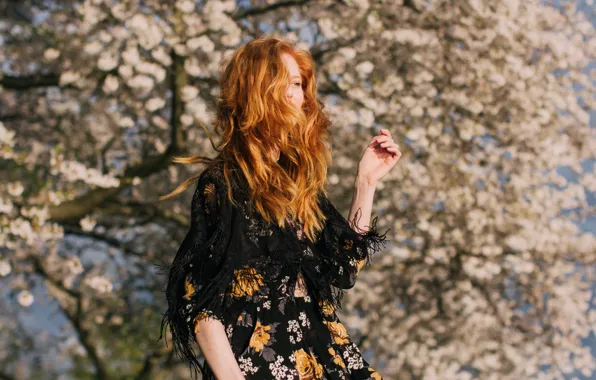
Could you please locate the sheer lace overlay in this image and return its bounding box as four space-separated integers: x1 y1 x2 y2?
158 162 390 380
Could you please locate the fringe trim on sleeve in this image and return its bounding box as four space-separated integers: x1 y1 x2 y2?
154 167 239 380
311 192 391 303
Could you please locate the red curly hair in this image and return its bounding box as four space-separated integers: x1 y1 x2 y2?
160 35 333 242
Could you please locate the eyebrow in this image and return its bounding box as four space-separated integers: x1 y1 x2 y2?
291 75 301 79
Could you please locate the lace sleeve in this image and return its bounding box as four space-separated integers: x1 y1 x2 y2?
316 192 391 289
158 168 233 379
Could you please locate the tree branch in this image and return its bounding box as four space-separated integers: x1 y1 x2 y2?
230 0 311 19
0 73 76 90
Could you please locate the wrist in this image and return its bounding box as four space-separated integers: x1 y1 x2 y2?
355 174 377 189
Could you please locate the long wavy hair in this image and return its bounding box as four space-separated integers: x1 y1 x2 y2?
160 36 333 242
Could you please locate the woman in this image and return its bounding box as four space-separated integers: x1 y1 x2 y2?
158 36 401 380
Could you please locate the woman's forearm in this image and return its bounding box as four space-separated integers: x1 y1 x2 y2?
348 175 377 233
195 319 245 380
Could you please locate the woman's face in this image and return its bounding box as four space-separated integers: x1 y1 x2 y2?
281 53 304 110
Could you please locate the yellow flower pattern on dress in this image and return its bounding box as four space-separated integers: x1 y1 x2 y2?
248 320 271 352
368 367 383 379
192 311 209 335
229 265 264 297
311 353 324 379
343 239 353 251
318 299 335 316
294 349 324 380
328 347 346 368
356 258 367 275
203 182 215 198
327 321 350 345
183 274 195 301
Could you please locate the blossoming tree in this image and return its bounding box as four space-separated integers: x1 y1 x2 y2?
0 0 595 378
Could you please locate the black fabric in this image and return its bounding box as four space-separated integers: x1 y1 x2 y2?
157 161 390 380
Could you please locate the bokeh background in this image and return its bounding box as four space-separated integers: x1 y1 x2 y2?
0 0 595 379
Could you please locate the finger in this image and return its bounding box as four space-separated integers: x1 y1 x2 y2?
369 135 388 146
380 128 392 137
372 135 392 144
385 143 400 151
387 147 401 157
378 131 391 139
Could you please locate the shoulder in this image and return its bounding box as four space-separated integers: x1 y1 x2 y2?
196 160 248 208
195 161 230 193
200 160 223 182
203 160 245 187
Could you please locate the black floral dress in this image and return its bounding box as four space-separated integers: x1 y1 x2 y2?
158 161 390 380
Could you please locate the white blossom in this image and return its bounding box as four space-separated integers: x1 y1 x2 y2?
221 32 241 47
318 18 338 39
17 290 34 307
54 159 120 187
0 197 14 214
181 85 199 102
110 315 123 325
0 260 11 277
110 3 128 20
97 52 119 71
180 114 194 127
138 23 163 50
128 14 148 30
151 46 173 66
118 117 135 128
405 127 425 141
410 105 424 117
59 71 81 86
145 97 166 112
176 0 195 13
122 47 140 65
359 108 375 127
186 98 210 124
135 61 167 82
127 75 155 92
173 43 187 56
0 121 15 147
44 48 60 60
204 0 236 15
79 2 104 27
339 47 356 59
186 35 215 53
355 61 374 76
66 257 84 276
80 215 97 232
118 65 133 79
348 0 369 9
7 182 24 197
103 75 119 93
85 276 113 293
98 30 112 44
